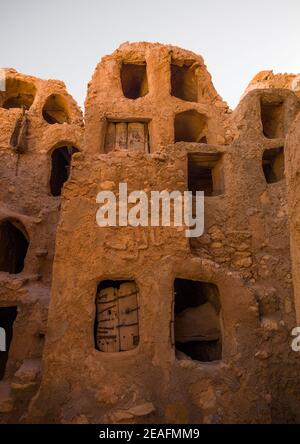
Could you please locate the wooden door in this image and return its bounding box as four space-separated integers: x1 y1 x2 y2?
96 281 139 352
117 281 139 351
96 285 119 352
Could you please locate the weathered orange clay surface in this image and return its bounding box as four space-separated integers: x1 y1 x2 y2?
0 42 300 424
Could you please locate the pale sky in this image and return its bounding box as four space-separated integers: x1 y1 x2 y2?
0 0 299 110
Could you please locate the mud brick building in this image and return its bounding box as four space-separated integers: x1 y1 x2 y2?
0 69 83 420
1 43 300 424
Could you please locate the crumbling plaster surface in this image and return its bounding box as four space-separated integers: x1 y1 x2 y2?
0 69 83 422
1 42 300 423
286 114 300 322
243 70 300 99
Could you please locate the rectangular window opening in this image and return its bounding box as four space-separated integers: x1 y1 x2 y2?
188 152 224 196
173 279 222 362
121 62 148 100
171 61 198 102
262 146 284 183
260 98 285 139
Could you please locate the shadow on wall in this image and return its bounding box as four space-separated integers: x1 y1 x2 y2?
0 219 29 274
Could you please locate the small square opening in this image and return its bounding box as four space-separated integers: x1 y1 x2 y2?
121 63 148 99
262 147 284 183
175 110 207 143
260 98 284 139
188 152 224 196
174 279 222 362
42 94 70 125
171 62 198 102
1 79 36 110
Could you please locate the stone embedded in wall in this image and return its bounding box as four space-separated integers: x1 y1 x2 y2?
9 108 28 153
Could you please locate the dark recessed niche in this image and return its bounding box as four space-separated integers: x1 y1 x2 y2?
121 63 148 99
174 110 207 143
174 278 222 362
42 94 70 124
260 98 284 139
171 62 198 102
0 220 29 274
262 147 284 184
50 145 79 196
1 79 36 110
188 152 224 196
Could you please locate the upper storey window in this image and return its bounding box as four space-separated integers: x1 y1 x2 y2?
121 62 148 99
260 97 284 139
262 147 284 183
174 110 207 143
43 94 70 124
50 145 79 196
1 79 36 110
171 61 198 102
188 152 224 196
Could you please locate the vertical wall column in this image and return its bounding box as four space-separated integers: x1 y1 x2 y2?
146 48 174 149
286 115 300 322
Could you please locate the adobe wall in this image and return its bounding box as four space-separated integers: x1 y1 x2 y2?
286 114 300 322
0 69 83 422
25 148 265 424
26 43 300 423
84 42 233 154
